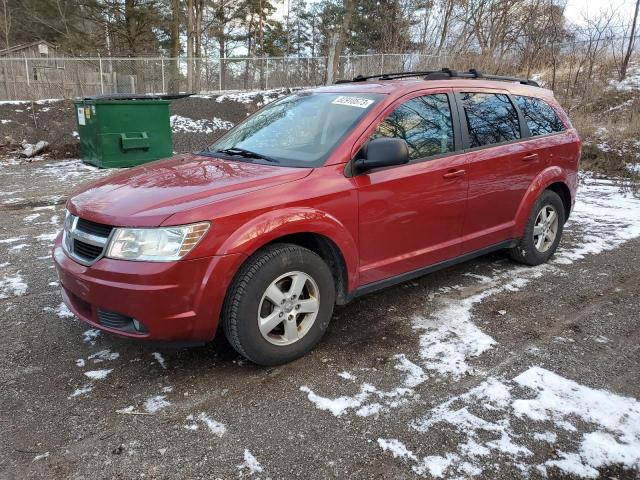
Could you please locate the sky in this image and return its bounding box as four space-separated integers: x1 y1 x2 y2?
274 0 638 26
564 0 637 25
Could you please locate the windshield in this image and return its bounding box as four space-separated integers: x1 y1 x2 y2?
205 92 383 167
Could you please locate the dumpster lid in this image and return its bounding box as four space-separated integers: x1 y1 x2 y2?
81 93 193 101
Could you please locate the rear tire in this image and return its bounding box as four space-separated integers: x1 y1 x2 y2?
222 243 335 366
508 190 565 266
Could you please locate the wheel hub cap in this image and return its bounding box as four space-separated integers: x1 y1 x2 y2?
258 271 320 346
533 205 558 253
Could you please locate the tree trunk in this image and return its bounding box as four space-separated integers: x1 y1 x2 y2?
186 0 194 92
621 0 640 80
168 0 181 92
1 0 10 50
194 0 204 92
325 0 355 85
259 0 265 88
326 33 338 85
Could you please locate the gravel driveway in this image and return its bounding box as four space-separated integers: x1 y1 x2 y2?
1 160 639 479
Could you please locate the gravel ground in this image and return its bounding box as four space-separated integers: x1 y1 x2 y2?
0 160 639 480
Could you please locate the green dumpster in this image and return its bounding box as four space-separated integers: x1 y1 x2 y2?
74 94 173 168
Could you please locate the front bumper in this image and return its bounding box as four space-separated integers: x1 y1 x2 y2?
52 233 245 342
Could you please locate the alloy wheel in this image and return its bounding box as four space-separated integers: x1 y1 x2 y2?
533 205 558 253
257 271 320 346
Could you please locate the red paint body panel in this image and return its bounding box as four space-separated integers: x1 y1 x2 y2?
54 78 581 342
53 234 246 341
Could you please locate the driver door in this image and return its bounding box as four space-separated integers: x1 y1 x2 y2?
353 90 469 286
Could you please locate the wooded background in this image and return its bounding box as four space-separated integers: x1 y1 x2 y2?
0 0 638 89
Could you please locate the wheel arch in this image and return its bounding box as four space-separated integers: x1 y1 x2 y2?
513 167 572 236
262 233 350 305
546 181 572 220
218 207 358 304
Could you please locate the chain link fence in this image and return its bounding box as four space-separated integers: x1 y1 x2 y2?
0 53 448 101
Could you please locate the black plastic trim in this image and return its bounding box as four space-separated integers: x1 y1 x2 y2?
350 239 516 299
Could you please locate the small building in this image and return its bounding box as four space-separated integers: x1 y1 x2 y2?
0 40 61 59
0 41 143 100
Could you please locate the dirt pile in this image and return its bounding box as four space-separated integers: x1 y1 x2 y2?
0 88 293 163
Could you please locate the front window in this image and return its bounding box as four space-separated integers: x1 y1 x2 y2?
371 94 455 161
206 92 383 167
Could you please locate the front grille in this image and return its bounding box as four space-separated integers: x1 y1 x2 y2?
77 218 113 237
73 239 103 261
97 309 132 329
63 214 113 266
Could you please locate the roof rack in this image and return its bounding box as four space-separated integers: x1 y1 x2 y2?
335 68 539 87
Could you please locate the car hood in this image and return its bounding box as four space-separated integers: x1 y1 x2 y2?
67 153 312 227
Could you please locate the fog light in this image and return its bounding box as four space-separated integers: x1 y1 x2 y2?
132 319 147 333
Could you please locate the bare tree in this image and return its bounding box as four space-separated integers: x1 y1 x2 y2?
620 0 639 80
326 0 354 85
1 0 10 49
168 0 181 92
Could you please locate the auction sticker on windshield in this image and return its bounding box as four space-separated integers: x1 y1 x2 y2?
331 96 375 108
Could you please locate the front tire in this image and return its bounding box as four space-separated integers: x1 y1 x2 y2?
508 190 565 266
222 243 335 366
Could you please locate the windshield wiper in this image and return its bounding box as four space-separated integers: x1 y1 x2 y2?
214 147 279 163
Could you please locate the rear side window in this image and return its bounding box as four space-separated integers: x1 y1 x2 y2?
460 92 520 148
513 95 565 136
372 94 454 160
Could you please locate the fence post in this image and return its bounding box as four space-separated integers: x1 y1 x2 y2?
23 54 30 87
380 53 384 74
218 58 223 91
161 58 165 94
98 54 104 94
265 57 269 90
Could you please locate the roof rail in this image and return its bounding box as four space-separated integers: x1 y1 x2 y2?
335 68 540 87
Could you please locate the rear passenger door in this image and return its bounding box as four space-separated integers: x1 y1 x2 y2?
454 90 530 253
511 94 568 182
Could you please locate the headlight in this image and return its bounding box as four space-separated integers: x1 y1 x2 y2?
105 222 210 261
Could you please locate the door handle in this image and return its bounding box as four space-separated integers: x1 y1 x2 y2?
522 153 539 161
443 169 466 179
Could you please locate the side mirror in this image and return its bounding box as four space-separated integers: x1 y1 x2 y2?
355 137 409 173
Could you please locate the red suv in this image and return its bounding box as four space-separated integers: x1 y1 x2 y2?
54 69 581 365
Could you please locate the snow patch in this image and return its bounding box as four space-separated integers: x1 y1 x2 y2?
88 349 119 362
377 438 418 462
0 236 25 244
68 384 93 398
170 115 233 134
82 329 100 344
152 352 167 369
554 178 640 264
300 355 425 417
237 449 263 475
380 367 640 478
144 395 170 413
197 412 226 436
0 273 27 298
214 88 289 105
32 452 49 462
35 232 58 242
44 302 74 318
84 369 112 380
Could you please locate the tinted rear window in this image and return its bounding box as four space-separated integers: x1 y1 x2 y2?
460 92 521 148
513 95 565 136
